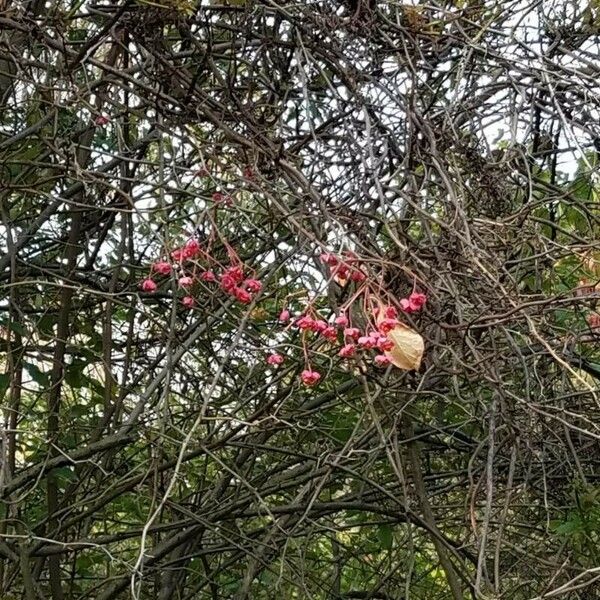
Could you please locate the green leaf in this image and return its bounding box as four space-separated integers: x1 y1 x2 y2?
25 363 50 387
0 373 10 399
65 361 87 388
377 524 393 550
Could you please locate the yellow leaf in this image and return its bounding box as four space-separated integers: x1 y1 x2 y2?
249 307 268 321
583 251 600 276
385 323 424 371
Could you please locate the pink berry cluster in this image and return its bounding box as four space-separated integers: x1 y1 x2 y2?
587 312 600 329
140 238 262 308
142 239 427 390
320 251 366 284
192 164 259 206
268 292 427 386
573 279 600 332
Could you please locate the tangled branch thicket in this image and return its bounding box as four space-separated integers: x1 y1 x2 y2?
2 1 600 598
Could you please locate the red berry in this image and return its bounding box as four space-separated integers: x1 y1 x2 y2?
358 336 377 349
322 326 338 341
200 270 216 282
141 278 157 292
171 248 184 262
374 355 391 367
152 261 171 275
220 274 236 292
344 327 361 339
244 278 262 293
226 266 244 283
334 314 348 327
183 239 201 259
378 319 399 334
296 315 315 330
339 344 356 358
267 353 284 366
350 270 366 282
385 306 398 319
301 369 321 386
320 253 338 266
234 287 252 304
312 319 328 333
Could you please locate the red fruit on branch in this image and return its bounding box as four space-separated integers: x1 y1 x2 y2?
374 355 391 367
312 319 328 333
200 270 216 282
334 314 348 327
344 327 361 339
296 315 315 330
358 336 377 349
141 278 157 292
152 261 172 275
378 319 399 334
377 337 394 352
171 248 184 262
322 326 338 341
182 296 195 308
400 292 427 313
320 253 338 266
226 266 244 283
183 239 201 259
339 344 356 358
301 370 321 386
244 278 262 293
234 287 252 304
267 353 284 366
350 270 366 282
384 306 398 319
220 274 236 292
